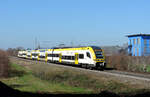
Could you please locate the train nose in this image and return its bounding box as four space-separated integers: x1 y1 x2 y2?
96 62 105 67
94 58 105 62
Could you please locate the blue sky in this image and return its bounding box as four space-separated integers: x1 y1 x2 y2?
0 0 150 49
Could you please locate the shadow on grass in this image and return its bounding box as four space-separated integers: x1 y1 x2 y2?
104 67 116 70
8 69 26 77
9 83 29 88
1 81 150 97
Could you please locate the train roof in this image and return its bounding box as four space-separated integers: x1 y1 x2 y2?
90 46 101 49
51 46 102 49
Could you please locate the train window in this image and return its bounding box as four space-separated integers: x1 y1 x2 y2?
67 56 69 59
57 54 59 57
86 52 91 58
49 54 53 57
71 56 75 60
50 54 52 57
66 56 68 59
79 54 84 59
62 56 65 59
53 54 59 57
63 56 65 59
53 54 56 57
67 56 69 60
23 53 26 55
32 53 38 57
61 56 74 60
69 56 72 60
39 56 45 58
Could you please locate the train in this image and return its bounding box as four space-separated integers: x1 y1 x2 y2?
18 46 106 70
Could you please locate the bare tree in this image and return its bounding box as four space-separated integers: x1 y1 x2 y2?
7 47 24 56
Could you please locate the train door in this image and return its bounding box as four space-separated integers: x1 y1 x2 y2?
59 53 62 63
52 49 54 62
31 52 32 60
37 53 40 61
86 52 92 64
75 53 79 64
26 52 28 59
45 52 48 62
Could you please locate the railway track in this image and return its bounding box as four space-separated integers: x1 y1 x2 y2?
11 56 150 82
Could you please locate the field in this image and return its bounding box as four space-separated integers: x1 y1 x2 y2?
1 57 150 96
1 63 93 94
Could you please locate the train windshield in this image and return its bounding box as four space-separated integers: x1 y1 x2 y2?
95 51 103 58
91 46 103 58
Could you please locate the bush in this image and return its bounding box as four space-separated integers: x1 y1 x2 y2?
106 55 150 73
106 55 128 70
0 49 10 77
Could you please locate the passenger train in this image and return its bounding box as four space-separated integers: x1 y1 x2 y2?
18 46 106 70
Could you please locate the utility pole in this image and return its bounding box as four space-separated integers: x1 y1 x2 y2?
35 37 38 49
70 41 74 47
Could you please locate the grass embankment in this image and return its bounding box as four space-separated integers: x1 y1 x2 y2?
31 64 134 94
1 63 91 94
1 59 149 94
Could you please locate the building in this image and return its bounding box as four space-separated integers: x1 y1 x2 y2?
127 34 150 56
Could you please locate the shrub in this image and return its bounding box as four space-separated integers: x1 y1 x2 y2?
106 55 150 73
0 49 10 77
106 55 128 70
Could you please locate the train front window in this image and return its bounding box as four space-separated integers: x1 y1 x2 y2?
95 51 103 58
86 52 91 58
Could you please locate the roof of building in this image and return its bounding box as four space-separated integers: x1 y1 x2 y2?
127 34 150 37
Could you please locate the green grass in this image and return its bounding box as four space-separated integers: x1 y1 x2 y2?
0 63 92 94
146 65 150 72
11 63 26 71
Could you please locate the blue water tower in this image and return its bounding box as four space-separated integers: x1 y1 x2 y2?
127 34 150 56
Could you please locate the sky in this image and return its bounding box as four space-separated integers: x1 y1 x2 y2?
0 0 150 49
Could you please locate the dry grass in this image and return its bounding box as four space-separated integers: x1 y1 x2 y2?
0 49 10 77
30 64 133 93
106 55 150 72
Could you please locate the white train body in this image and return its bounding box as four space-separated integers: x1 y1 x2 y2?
47 49 94 65
26 50 32 59
31 50 39 60
46 46 106 69
39 49 47 61
18 51 27 58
